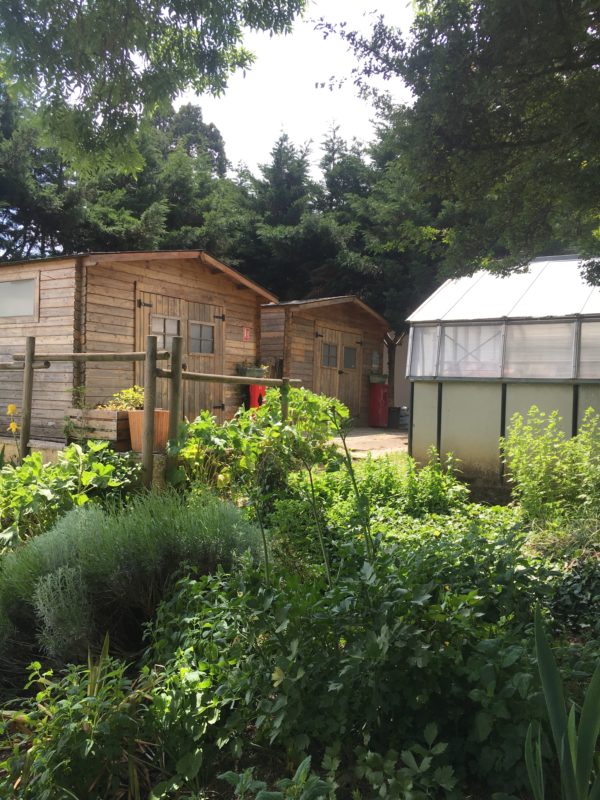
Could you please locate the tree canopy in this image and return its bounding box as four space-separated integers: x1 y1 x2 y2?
343 0 600 272
0 0 306 168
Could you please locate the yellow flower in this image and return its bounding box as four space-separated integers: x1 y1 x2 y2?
8 421 18 434
6 404 16 416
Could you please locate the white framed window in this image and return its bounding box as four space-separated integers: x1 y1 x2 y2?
0 277 38 320
439 324 503 378
409 325 439 377
504 322 575 379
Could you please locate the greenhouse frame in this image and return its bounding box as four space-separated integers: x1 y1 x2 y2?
406 255 600 478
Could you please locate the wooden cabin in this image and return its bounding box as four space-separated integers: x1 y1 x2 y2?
261 297 389 424
0 251 276 443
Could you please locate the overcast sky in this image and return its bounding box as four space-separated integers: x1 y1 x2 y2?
181 0 414 175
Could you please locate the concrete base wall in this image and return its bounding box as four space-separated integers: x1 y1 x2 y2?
410 380 600 480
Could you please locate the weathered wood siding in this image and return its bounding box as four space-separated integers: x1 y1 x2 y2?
0 260 77 441
83 255 262 420
260 302 387 425
260 307 286 373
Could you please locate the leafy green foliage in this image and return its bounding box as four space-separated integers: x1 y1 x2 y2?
526 609 600 800
340 0 600 270
99 384 145 410
147 511 547 794
0 440 140 549
0 490 260 679
0 1 306 168
0 636 158 799
502 406 600 522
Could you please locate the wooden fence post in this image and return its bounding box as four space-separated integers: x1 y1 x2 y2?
19 336 35 464
142 335 157 489
166 336 183 478
281 377 290 421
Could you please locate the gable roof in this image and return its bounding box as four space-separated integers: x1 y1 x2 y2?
264 295 389 328
0 250 278 303
408 256 600 323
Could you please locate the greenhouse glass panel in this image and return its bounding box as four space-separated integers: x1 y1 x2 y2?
439 324 503 377
504 322 575 379
409 325 439 377
579 321 600 378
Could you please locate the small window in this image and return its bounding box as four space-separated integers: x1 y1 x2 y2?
322 343 338 368
189 322 215 354
150 315 180 351
0 278 36 318
344 346 357 370
371 350 381 371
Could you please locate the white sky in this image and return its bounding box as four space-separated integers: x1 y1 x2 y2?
181 0 414 176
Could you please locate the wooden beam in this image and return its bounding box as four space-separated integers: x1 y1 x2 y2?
19 337 35 463
142 336 157 489
156 369 300 388
13 351 170 363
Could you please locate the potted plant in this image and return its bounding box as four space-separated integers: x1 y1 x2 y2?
369 373 388 384
100 386 170 453
236 361 269 378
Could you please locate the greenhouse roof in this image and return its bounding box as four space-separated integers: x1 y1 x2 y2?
408 256 600 323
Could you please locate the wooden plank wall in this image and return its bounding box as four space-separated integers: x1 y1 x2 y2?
260 307 286 375
0 260 77 441
261 303 387 425
84 256 262 419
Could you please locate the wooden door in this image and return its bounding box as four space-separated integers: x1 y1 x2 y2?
135 289 182 411
184 300 225 422
338 331 362 417
136 288 226 422
315 327 340 399
314 325 363 419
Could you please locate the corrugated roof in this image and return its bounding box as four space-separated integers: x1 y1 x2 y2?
408 256 600 323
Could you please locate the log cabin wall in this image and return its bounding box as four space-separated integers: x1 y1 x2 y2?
261 300 388 425
82 254 265 422
0 259 78 441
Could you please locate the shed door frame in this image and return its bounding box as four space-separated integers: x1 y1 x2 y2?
135 285 225 421
314 323 363 417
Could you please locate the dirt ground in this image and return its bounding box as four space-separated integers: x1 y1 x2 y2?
333 427 409 458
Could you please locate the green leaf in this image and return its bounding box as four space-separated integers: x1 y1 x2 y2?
474 711 493 742
176 748 203 780
525 722 545 800
424 722 437 747
293 755 312 784
575 658 600 798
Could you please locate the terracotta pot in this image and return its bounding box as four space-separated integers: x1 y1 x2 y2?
128 409 170 452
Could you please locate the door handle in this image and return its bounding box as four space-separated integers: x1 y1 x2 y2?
338 370 345 375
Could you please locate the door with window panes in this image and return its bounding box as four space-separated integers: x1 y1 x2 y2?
135 289 225 421
135 290 182 411
315 326 362 418
338 331 362 416
184 300 225 421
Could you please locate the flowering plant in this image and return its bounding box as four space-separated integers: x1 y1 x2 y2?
6 404 19 458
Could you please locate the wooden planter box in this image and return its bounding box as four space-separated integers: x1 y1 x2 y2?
66 408 131 451
128 409 170 453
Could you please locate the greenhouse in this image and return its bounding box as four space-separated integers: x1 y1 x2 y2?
406 255 600 478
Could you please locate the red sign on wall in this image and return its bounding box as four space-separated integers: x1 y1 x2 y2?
243 327 251 342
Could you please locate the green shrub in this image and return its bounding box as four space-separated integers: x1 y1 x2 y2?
0 440 141 549
0 490 261 679
175 388 347 501
147 516 549 795
502 406 600 522
0 638 157 800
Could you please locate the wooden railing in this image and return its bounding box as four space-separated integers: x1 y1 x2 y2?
5 335 300 487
